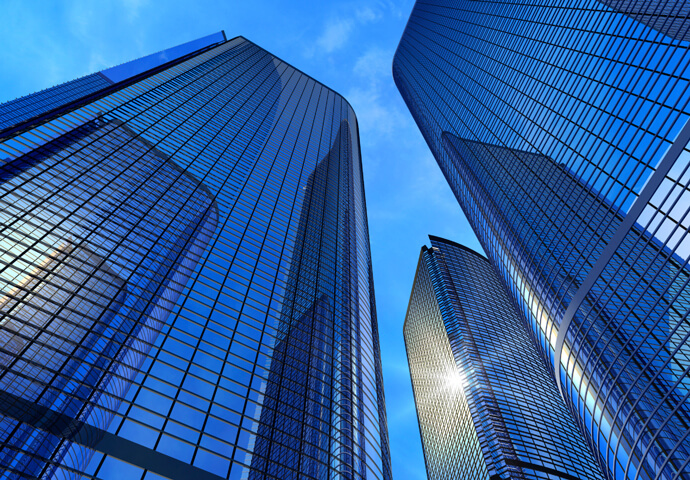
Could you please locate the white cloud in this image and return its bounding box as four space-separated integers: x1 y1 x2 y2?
315 18 354 54
122 0 148 22
88 53 110 74
353 47 390 81
348 86 407 139
379 0 408 19
310 3 387 57
347 47 407 141
67 1 97 42
356 6 381 23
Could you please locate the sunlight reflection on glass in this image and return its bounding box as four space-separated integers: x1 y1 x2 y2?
444 370 465 392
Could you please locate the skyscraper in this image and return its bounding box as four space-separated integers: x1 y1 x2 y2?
394 1 690 479
404 235 605 480
0 32 391 479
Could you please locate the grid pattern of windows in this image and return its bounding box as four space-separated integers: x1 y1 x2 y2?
597 1 690 42
403 247 488 480
405 237 605 480
0 32 225 135
0 74 112 132
0 35 391 480
393 1 690 479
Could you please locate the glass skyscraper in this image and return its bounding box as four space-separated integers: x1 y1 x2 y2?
394 1 690 479
0 32 391 479
404 236 605 480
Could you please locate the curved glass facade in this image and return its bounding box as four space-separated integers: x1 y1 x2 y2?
394 1 690 479
0 34 391 479
404 243 488 480
404 236 604 480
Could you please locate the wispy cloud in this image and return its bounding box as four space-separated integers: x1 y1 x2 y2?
348 47 408 141
315 18 354 54
353 47 390 79
356 6 382 23
378 0 408 19
66 1 97 42
87 52 110 74
122 0 148 22
309 3 389 57
348 86 406 139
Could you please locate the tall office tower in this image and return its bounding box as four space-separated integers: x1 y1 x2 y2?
0 32 391 480
404 236 605 480
393 2 690 479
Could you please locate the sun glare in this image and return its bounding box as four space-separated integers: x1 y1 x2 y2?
444 370 465 392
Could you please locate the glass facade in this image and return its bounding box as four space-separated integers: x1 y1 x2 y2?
404 236 605 480
0 32 225 133
0 34 391 480
393 1 690 479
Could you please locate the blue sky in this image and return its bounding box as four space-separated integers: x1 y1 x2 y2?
0 1 483 478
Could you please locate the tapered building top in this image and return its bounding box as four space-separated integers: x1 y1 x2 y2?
404 236 605 480
0 34 391 479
